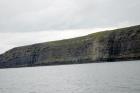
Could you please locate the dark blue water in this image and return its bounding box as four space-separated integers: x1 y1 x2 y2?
0 61 140 93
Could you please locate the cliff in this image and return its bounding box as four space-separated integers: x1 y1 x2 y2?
0 25 140 68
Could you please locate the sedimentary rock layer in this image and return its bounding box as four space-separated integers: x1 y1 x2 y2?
0 25 140 68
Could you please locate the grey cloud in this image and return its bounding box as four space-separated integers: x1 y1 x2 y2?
0 0 140 32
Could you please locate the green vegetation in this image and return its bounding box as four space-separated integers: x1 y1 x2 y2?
0 25 140 68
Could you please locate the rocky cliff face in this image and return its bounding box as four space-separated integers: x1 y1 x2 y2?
0 25 140 68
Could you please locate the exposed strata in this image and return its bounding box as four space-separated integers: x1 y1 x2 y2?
0 25 140 68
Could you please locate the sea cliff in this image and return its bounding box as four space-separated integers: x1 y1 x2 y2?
0 25 140 68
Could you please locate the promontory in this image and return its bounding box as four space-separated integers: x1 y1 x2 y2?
0 25 140 68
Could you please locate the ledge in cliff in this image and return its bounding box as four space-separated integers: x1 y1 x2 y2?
0 25 140 68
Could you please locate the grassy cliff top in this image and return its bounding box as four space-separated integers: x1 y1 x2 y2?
3 25 140 54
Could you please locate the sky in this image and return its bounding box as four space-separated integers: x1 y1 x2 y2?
0 0 140 53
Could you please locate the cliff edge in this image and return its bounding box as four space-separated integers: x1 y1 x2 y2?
0 25 140 68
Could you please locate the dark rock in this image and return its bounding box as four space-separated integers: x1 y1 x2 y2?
0 25 140 68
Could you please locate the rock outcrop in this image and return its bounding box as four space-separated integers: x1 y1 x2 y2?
0 25 140 68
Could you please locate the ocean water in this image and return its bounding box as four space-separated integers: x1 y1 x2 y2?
0 61 140 93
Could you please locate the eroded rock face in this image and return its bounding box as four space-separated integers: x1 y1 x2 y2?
0 25 140 68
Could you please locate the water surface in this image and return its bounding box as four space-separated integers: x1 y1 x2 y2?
0 61 140 93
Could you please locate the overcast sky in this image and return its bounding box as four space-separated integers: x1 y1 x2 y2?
0 0 140 53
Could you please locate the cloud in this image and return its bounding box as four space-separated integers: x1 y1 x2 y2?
0 0 140 32
0 0 140 53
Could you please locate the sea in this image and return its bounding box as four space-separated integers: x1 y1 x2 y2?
0 60 140 93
